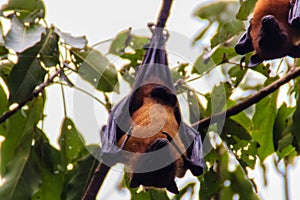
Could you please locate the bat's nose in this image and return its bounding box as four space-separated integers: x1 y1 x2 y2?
261 15 276 26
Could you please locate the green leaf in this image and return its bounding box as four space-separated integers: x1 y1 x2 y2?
199 168 221 199
2 0 45 22
210 46 238 65
211 20 245 48
62 147 99 200
109 29 149 56
207 82 231 116
273 104 295 151
31 129 64 200
217 144 260 200
5 16 46 53
194 1 239 24
228 65 247 87
59 118 86 167
291 92 300 149
0 97 44 199
55 27 87 49
6 45 46 103
6 28 59 103
187 90 205 123
39 27 59 68
71 48 119 93
236 0 257 20
192 53 215 75
252 92 278 160
0 60 14 78
222 118 252 141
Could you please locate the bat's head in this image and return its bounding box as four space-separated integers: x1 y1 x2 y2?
256 15 292 59
129 138 179 194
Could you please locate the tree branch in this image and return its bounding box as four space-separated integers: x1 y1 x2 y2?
82 163 110 200
156 0 173 28
192 67 300 129
0 68 62 124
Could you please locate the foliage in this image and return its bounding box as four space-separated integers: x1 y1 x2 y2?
0 0 299 200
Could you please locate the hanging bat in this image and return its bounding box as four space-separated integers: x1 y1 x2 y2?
100 29 204 194
235 0 300 67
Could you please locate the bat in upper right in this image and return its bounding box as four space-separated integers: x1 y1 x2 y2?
235 0 300 67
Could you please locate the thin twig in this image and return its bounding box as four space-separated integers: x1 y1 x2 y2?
192 67 300 129
82 163 110 200
0 68 62 124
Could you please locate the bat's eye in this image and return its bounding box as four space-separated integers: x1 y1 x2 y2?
280 34 287 41
150 138 169 151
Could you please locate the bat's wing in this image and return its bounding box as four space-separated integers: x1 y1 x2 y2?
179 123 204 176
235 22 254 55
289 0 300 28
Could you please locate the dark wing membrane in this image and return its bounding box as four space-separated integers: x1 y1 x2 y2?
289 0 300 27
179 124 204 176
235 23 254 55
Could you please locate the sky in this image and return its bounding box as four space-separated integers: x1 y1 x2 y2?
1 0 300 199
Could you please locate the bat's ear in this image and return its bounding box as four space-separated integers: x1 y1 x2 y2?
289 0 300 27
235 22 254 55
166 180 179 194
249 54 263 67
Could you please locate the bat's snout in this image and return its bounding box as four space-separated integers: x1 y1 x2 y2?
261 15 275 25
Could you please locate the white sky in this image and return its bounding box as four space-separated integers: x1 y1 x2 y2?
1 0 300 199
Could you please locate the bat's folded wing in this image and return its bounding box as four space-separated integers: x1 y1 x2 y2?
289 0 300 27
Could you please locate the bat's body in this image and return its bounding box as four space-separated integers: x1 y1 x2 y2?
235 0 300 66
117 84 186 193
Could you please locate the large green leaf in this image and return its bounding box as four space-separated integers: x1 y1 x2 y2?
0 97 44 199
72 48 119 93
6 28 59 103
31 129 64 200
58 118 86 167
5 16 45 53
62 149 99 200
252 92 278 160
217 144 260 200
6 47 46 103
199 168 221 199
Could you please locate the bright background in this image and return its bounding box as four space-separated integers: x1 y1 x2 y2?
1 0 300 199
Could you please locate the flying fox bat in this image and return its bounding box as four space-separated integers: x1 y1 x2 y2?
235 0 300 67
100 28 204 194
